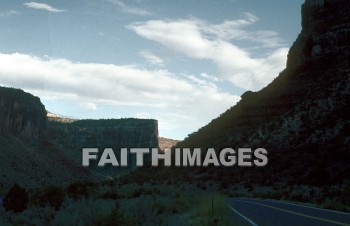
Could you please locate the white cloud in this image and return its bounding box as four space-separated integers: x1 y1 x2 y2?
79 102 98 111
200 73 221 82
24 2 66 13
140 50 164 66
107 0 151 16
128 15 288 91
0 10 20 17
0 52 239 139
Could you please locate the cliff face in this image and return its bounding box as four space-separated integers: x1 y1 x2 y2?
288 0 350 70
48 118 159 155
0 87 47 138
48 118 159 177
178 0 350 185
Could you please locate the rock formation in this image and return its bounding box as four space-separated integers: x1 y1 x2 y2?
0 87 47 139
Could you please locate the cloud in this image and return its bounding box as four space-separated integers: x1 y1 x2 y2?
140 50 164 66
79 102 98 111
200 73 221 82
128 15 288 91
107 0 151 16
24 2 66 13
0 52 239 139
0 10 21 17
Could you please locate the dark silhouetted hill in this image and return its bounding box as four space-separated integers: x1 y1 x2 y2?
177 0 350 186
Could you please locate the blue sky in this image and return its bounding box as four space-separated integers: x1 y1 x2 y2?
0 0 304 139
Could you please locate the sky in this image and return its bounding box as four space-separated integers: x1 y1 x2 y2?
0 0 304 140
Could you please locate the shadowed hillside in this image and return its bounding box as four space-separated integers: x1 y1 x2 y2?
177 0 350 185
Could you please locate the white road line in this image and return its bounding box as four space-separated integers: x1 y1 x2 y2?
259 199 350 216
235 199 350 226
227 204 259 226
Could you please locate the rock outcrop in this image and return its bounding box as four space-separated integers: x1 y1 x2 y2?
48 118 159 159
288 0 350 70
47 118 159 177
0 87 47 138
178 0 350 185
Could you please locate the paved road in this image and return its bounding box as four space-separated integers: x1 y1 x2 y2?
228 198 350 226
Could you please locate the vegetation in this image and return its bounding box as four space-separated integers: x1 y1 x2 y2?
192 195 231 225
32 186 65 210
0 179 236 225
3 184 29 213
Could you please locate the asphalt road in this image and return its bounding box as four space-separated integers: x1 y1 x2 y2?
228 198 350 226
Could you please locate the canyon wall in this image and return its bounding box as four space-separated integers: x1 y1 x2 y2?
178 0 350 185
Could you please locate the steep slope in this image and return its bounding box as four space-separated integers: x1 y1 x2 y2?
178 0 350 185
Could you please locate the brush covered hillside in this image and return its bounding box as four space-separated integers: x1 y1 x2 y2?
178 0 350 186
0 86 159 189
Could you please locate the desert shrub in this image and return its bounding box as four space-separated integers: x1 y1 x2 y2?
340 183 350 206
129 188 152 198
3 184 29 213
171 195 194 214
52 198 115 226
321 198 349 212
0 205 56 225
244 182 253 192
66 181 96 200
100 192 121 200
288 186 311 203
97 202 137 226
264 190 286 200
321 185 342 199
219 179 231 189
152 202 166 215
192 195 232 225
33 186 65 210
197 181 206 190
